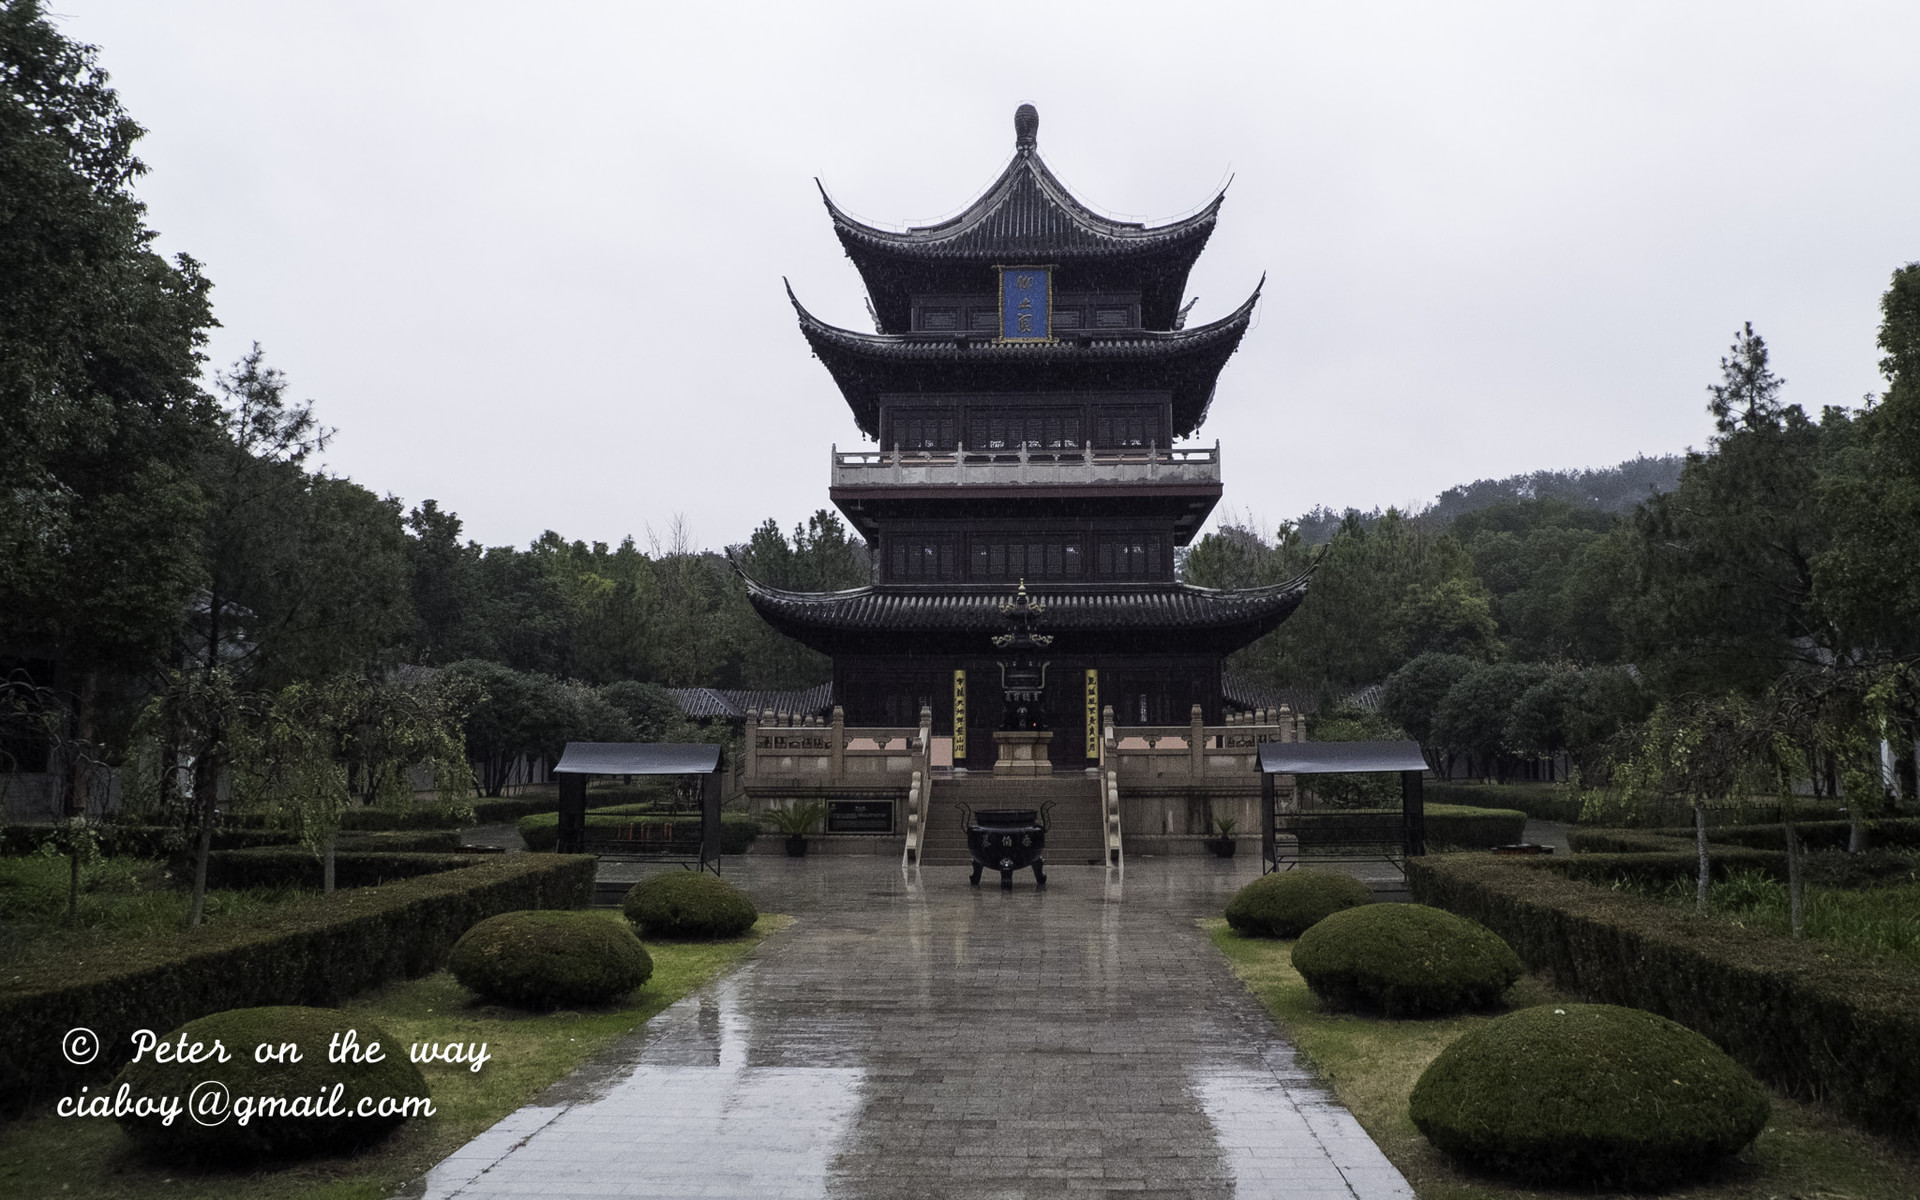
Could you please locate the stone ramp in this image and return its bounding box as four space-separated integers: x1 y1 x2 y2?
921 772 1106 866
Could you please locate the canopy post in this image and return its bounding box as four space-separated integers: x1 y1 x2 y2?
1402 769 1426 859
558 773 587 855
1261 770 1277 875
700 770 723 876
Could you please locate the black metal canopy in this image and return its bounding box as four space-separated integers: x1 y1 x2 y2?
553 742 721 775
1259 740 1429 775
553 742 726 874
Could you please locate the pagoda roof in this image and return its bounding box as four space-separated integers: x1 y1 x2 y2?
821 105 1222 332
789 280 1261 440
740 572 1309 657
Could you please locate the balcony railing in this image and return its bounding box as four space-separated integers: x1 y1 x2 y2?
830 441 1221 489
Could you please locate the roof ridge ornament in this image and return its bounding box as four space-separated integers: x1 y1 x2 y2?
1014 103 1038 152
993 579 1054 649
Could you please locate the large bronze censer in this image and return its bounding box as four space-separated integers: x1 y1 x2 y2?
962 804 1054 889
961 582 1057 889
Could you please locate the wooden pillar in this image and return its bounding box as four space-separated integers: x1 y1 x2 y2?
557 773 587 855
1402 769 1426 859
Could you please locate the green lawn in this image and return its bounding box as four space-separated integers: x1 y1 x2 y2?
1208 919 1920 1200
0 911 787 1200
0 854 308 970
1620 866 1920 972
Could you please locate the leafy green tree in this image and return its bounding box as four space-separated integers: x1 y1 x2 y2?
1382 652 1479 770
1451 499 1625 661
1816 264 1920 664
1615 696 1775 908
1395 577 1499 661
1625 325 1846 696
602 680 679 742
403 500 491 665
1431 662 1551 779
444 659 546 796
190 347 413 688
0 1 217 802
1186 511 1484 695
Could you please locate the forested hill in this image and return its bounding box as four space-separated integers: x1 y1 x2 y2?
1291 454 1684 544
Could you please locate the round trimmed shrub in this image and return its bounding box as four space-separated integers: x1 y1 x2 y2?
623 871 757 940
449 910 653 1009
112 1006 426 1162
1223 869 1373 938
1290 903 1520 1015
1410 1003 1771 1187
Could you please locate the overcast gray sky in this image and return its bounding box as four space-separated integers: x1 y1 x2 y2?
56 1 1920 552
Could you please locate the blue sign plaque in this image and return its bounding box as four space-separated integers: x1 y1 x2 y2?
998 266 1052 341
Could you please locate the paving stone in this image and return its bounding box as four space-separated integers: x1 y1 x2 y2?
408 856 1412 1200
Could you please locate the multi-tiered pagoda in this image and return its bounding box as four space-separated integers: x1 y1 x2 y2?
746 104 1307 770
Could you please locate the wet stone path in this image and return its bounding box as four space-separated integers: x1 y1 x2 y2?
409 856 1413 1200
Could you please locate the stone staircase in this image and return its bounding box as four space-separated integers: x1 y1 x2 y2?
921 772 1108 867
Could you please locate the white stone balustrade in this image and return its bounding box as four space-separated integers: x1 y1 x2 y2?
831 441 1221 489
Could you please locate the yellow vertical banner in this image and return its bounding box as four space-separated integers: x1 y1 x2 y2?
952 670 967 760
1084 669 1099 758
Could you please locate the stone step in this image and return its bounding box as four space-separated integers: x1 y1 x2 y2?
919 774 1108 865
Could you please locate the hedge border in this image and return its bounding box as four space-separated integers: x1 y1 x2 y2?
1640 818 1920 853
197 849 475 890
0 853 596 1116
1407 852 1920 1140
1424 803 1529 850
517 811 759 854
1426 783 1587 824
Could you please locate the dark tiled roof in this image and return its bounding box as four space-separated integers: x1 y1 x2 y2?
1219 674 1385 715
816 106 1224 332
789 281 1260 440
823 160 1221 263
742 575 1309 656
667 683 833 722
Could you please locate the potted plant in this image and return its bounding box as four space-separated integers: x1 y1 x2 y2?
1206 816 1238 858
762 802 827 857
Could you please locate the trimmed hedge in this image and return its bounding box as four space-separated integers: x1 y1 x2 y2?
1564 827 1691 855
1553 837 1790 888
0 853 595 1116
470 794 561 824
198 849 474 890
336 829 464 853
1424 803 1528 850
518 810 759 854
1643 817 1920 853
1427 782 1586 824
113 1006 427 1161
451 910 653 1009
624 872 758 940
1408 852 1920 1140
1291 903 1521 1015
3 824 301 858
227 804 478 832
1224 870 1373 938
1410 1003 1769 1186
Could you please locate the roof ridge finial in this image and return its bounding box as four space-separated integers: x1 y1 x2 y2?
1014 103 1038 152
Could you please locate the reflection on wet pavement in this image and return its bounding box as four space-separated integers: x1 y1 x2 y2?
411 856 1412 1199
